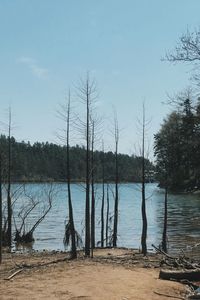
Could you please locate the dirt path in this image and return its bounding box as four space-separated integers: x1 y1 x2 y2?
0 249 187 300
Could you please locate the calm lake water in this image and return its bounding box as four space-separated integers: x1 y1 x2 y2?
8 183 200 255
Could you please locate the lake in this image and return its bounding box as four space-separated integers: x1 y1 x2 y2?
7 182 200 255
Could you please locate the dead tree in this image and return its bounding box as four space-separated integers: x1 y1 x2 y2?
22 185 54 242
0 108 14 248
105 183 110 247
7 107 12 249
90 115 102 255
76 73 98 257
14 184 55 243
91 120 95 254
162 185 168 253
63 92 77 258
14 187 39 243
65 92 77 258
85 76 91 257
0 154 2 263
101 142 105 248
57 91 82 258
112 110 119 247
141 104 147 256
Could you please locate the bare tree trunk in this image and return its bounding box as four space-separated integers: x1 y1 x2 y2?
66 92 77 259
91 179 95 257
162 186 168 253
0 154 2 263
113 112 119 248
101 145 105 248
57 92 77 258
141 104 147 256
77 74 97 257
91 121 95 256
106 183 109 247
7 107 12 250
85 76 91 257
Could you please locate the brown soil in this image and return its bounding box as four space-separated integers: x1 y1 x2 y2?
0 248 187 300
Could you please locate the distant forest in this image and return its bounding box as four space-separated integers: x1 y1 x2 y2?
0 135 154 183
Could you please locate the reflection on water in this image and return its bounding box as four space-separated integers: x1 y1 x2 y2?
8 183 200 255
156 189 200 256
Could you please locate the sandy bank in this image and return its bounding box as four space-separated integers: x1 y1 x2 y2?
0 248 187 300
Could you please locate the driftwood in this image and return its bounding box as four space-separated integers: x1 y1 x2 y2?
4 256 69 281
152 244 175 259
154 291 185 299
152 244 200 270
14 256 69 269
152 244 200 299
160 269 200 281
4 269 23 281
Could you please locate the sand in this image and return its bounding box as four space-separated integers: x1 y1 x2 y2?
0 249 187 300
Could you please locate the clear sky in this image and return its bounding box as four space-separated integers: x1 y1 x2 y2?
0 0 200 155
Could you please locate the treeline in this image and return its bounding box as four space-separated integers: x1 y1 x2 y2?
154 27 200 193
0 134 154 183
154 96 200 192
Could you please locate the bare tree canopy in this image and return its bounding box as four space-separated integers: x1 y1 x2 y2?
76 73 98 257
57 91 79 259
165 29 200 63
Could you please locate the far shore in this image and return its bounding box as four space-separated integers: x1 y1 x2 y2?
6 179 158 184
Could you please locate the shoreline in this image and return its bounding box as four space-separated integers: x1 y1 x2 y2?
0 248 187 300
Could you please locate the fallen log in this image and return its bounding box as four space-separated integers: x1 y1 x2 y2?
154 291 185 299
160 269 200 281
188 295 200 299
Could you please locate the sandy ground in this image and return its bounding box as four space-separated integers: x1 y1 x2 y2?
0 249 187 300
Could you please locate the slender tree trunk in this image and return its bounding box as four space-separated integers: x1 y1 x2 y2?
162 186 168 253
113 152 119 247
113 114 119 248
0 154 2 263
106 183 109 247
67 174 77 259
101 147 105 248
7 108 12 250
66 93 77 259
77 74 97 257
91 179 95 257
91 121 95 257
141 104 147 256
85 79 90 257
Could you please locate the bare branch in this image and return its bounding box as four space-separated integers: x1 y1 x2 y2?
165 29 200 63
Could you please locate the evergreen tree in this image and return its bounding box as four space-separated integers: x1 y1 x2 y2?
154 96 200 191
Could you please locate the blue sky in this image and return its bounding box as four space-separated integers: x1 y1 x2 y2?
0 0 200 155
